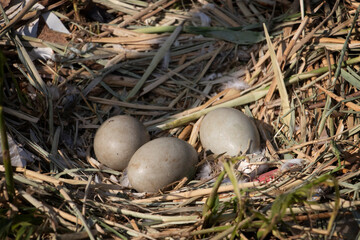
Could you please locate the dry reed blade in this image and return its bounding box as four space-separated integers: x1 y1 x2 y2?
263 23 291 127
317 4 360 136
140 50 216 96
1 1 359 239
118 0 171 28
59 186 96 240
126 23 183 100
288 0 340 58
148 89 268 130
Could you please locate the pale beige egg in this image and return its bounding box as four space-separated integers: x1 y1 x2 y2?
200 107 260 156
94 115 149 170
127 137 198 192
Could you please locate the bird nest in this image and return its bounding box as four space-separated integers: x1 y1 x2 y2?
0 0 360 239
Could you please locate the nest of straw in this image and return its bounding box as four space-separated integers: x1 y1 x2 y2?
0 0 360 239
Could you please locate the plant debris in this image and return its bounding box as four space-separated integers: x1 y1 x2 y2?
1 0 360 239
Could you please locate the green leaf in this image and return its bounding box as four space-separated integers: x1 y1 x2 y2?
341 67 360 90
0 218 13 238
15 223 33 240
133 26 265 45
257 174 337 239
133 25 177 34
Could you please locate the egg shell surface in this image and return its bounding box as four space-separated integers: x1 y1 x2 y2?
127 137 198 192
199 107 260 156
94 115 150 170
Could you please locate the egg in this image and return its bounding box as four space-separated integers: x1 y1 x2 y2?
127 137 198 192
94 115 150 170
199 107 260 156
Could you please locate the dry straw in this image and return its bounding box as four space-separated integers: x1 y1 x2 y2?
0 0 359 239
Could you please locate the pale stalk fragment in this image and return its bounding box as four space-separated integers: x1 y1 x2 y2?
263 23 291 127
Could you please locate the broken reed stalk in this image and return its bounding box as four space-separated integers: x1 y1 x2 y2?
0 50 14 200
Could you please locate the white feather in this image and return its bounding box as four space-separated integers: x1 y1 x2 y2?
222 79 249 90
280 158 306 172
195 162 212 180
192 12 211 27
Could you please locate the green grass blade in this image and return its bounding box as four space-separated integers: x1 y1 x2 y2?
341 67 360 90
0 50 14 201
203 170 226 217
202 170 226 227
133 25 177 34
